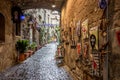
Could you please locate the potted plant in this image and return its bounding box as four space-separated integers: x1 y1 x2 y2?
16 39 29 62
29 42 37 51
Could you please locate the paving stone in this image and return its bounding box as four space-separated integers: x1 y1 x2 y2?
0 43 73 80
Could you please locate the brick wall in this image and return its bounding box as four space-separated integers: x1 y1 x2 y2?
61 0 120 80
0 0 16 72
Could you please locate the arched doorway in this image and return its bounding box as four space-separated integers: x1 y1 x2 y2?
0 13 5 42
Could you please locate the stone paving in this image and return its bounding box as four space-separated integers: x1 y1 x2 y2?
0 43 73 80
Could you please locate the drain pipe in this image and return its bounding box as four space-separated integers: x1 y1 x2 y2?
103 0 109 80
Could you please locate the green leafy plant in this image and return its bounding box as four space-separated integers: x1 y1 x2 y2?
29 42 37 50
16 40 29 53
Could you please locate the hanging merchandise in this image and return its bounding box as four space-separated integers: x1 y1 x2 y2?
71 40 76 49
76 20 81 37
82 19 89 39
90 53 94 61
90 26 99 50
90 34 96 49
77 43 81 54
83 42 88 58
92 60 98 75
93 60 97 69
99 0 107 9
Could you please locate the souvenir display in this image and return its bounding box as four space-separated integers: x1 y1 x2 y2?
89 26 101 76
82 19 89 39
90 34 96 49
76 20 81 37
71 40 76 49
90 26 99 50
83 42 89 58
77 43 81 54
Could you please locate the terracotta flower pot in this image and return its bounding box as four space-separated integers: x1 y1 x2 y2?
19 53 26 62
25 52 30 58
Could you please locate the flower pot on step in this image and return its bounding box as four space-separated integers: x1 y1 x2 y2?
19 53 26 62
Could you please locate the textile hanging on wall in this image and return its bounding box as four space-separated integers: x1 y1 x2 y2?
81 19 89 58
76 20 81 37
83 42 89 58
81 19 89 39
77 43 81 54
90 26 99 50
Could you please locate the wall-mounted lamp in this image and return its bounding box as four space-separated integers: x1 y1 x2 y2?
52 4 56 8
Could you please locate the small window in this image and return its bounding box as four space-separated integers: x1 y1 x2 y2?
0 13 5 42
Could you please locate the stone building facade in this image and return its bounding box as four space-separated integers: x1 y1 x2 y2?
0 0 16 72
23 9 60 44
61 0 120 80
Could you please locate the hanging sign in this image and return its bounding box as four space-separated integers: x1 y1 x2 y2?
77 43 81 54
83 43 88 58
99 0 107 9
90 26 98 50
90 34 96 49
116 31 120 46
76 20 81 37
82 19 89 39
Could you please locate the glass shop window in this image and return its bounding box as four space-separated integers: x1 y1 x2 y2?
0 13 5 42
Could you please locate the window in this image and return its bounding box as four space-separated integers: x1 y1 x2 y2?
0 13 5 42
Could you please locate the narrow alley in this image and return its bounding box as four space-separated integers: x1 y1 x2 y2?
0 43 72 80
1 0 120 80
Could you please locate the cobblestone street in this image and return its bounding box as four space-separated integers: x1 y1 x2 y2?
0 43 72 80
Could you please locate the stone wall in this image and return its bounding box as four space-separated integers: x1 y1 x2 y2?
108 0 120 80
0 0 16 72
61 0 120 80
